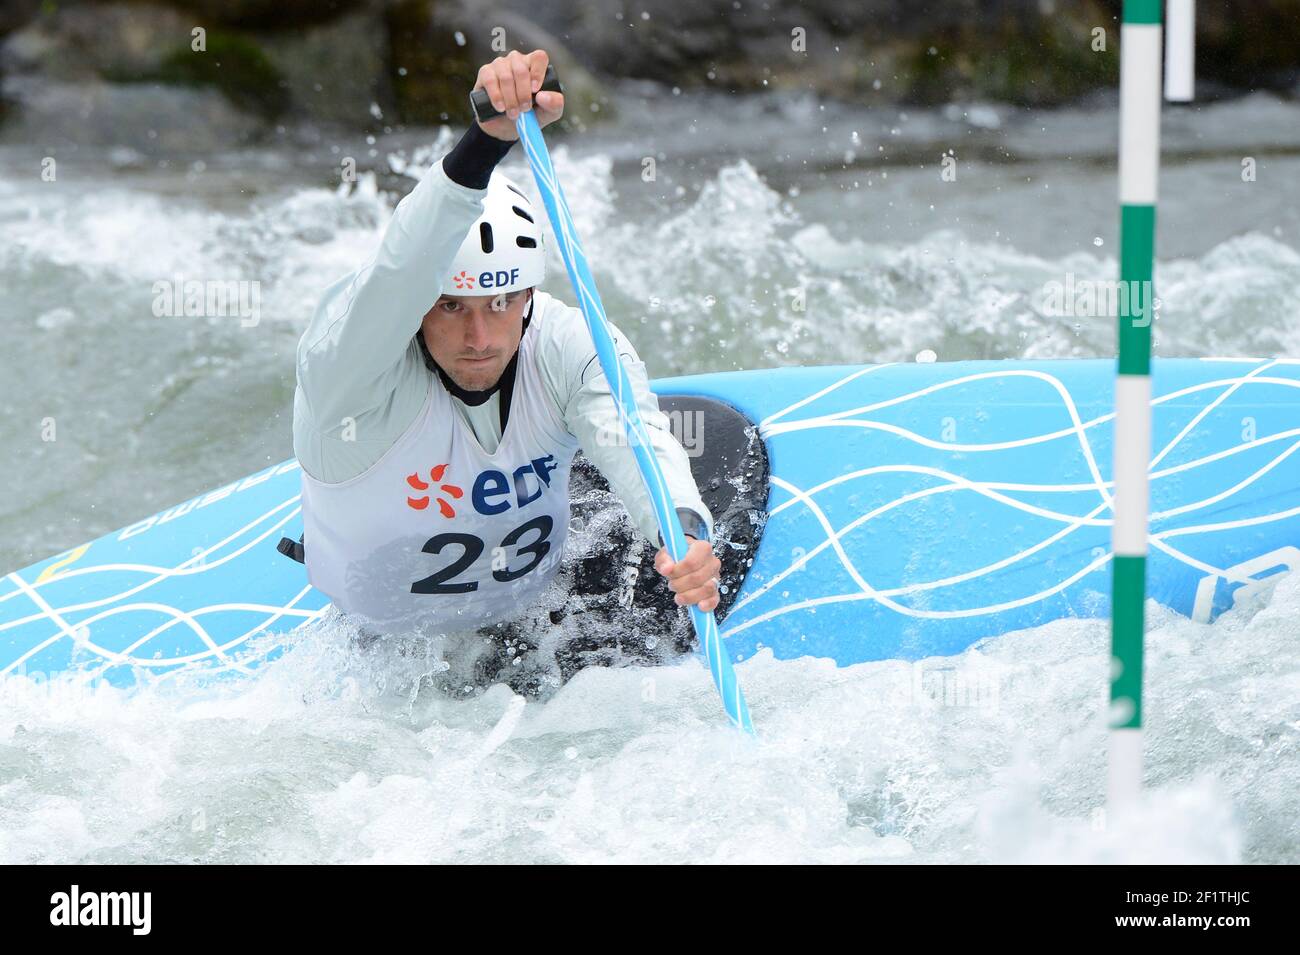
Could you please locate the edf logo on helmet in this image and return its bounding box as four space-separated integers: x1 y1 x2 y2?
451 268 521 291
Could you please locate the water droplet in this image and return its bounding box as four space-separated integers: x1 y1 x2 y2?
1108 697 1135 726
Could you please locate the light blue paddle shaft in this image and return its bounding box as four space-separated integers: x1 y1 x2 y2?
514 110 755 734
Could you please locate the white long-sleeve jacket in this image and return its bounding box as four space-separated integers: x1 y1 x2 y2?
292 158 712 547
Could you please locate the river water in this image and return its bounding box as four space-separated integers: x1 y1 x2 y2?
1 84 1297 862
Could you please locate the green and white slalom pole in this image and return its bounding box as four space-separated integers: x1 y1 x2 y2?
1164 0 1195 102
470 69 755 735
1110 0 1163 809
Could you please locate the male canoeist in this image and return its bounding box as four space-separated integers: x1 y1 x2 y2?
291 49 720 656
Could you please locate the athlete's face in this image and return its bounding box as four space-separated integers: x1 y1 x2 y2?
421 289 531 391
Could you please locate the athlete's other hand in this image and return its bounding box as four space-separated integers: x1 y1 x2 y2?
474 49 564 142
654 537 722 613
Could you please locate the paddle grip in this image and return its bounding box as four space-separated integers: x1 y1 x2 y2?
470 64 563 123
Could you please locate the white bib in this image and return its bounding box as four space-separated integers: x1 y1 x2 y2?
300 328 581 633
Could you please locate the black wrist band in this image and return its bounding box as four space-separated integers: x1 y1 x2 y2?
442 123 515 190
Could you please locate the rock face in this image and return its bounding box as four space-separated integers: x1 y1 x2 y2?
258 6 393 126
539 0 1298 105
386 1 606 128
0 2 194 80
2 77 265 152
0 0 605 142
145 0 371 30
0 0 41 38
0 2 275 148
1 0 1297 145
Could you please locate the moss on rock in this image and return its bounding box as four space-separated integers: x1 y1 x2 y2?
152 31 289 118
385 0 478 125
902 6 1118 107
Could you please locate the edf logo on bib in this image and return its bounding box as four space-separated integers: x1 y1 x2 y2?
406 455 558 518
478 267 519 289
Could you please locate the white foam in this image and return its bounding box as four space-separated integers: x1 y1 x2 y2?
1 562 1294 863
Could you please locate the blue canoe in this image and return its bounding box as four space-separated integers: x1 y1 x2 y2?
3 357 1298 686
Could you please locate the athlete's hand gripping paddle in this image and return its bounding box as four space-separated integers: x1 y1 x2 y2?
472 68 755 735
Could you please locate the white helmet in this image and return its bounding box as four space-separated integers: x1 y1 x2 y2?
445 172 545 296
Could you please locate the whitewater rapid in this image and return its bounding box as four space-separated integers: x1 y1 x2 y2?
2 89 1297 863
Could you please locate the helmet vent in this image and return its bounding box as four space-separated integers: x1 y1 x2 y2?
506 184 527 199
479 222 494 253
516 236 538 249
511 205 534 223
